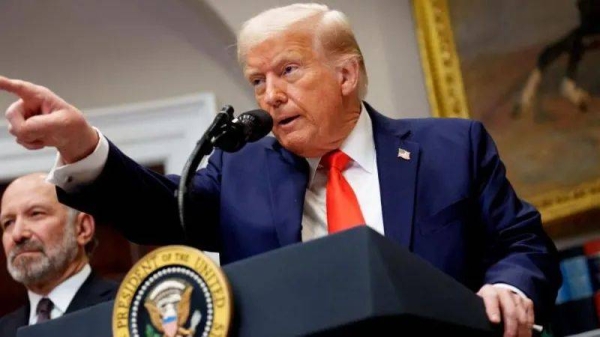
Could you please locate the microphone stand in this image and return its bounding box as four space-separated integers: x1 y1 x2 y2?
177 105 235 240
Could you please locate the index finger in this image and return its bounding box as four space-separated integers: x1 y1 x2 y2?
0 76 39 99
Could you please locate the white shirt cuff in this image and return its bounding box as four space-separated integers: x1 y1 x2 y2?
492 283 529 300
47 127 109 192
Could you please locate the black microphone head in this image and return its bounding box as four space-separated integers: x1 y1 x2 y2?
237 109 273 142
211 109 272 153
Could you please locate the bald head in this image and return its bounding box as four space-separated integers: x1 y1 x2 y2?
1 173 57 211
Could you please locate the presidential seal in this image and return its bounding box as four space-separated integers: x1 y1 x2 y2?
113 246 232 337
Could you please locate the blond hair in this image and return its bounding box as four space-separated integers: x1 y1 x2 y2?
237 3 368 99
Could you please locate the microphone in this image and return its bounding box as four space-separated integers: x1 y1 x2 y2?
212 109 273 152
177 106 272 237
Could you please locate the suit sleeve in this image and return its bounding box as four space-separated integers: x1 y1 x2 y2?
469 120 562 324
56 139 224 252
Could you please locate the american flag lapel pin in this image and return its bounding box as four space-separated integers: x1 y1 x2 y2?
397 148 411 160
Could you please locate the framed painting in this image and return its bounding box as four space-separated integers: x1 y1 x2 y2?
412 0 600 229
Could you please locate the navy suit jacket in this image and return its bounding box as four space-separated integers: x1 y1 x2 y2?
58 102 561 323
0 273 118 337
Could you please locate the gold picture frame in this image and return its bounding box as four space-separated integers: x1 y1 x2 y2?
411 0 600 230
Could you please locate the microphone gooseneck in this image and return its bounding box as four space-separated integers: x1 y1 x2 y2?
177 106 272 238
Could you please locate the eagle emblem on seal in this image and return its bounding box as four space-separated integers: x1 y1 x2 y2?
144 279 202 337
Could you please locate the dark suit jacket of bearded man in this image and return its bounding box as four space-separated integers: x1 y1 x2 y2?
0 272 117 337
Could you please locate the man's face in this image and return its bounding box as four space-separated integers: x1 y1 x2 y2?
244 30 353 157
0 176 78 285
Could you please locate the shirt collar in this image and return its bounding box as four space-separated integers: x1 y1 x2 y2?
306 102 376 184
28 263 92 322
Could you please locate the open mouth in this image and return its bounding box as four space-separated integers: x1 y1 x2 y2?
279 115 299 126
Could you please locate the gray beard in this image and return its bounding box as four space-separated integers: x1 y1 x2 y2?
6 222 79 286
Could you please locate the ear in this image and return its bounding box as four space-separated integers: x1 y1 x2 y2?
336 58 360 96
75 213 95 248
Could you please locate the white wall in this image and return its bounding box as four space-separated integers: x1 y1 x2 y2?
0 0 255 118
0 0 431 123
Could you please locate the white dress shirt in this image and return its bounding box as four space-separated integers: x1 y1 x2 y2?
27 264 91 325
301 103 383 242
48 129 109 192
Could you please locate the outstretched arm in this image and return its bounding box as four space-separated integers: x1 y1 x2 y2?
1 76 223 250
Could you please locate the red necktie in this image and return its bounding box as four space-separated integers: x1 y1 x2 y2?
321 150 365 233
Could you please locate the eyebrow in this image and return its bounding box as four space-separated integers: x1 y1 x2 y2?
244 68 262 81
244 49 305 79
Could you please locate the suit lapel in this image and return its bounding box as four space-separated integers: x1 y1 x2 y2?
0 303 29 337
18 304 29 327
265 143 309 246
66 272 114 313
7 305 29 336
367 104 419 250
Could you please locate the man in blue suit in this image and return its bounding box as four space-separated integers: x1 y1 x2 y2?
0 3 560 337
